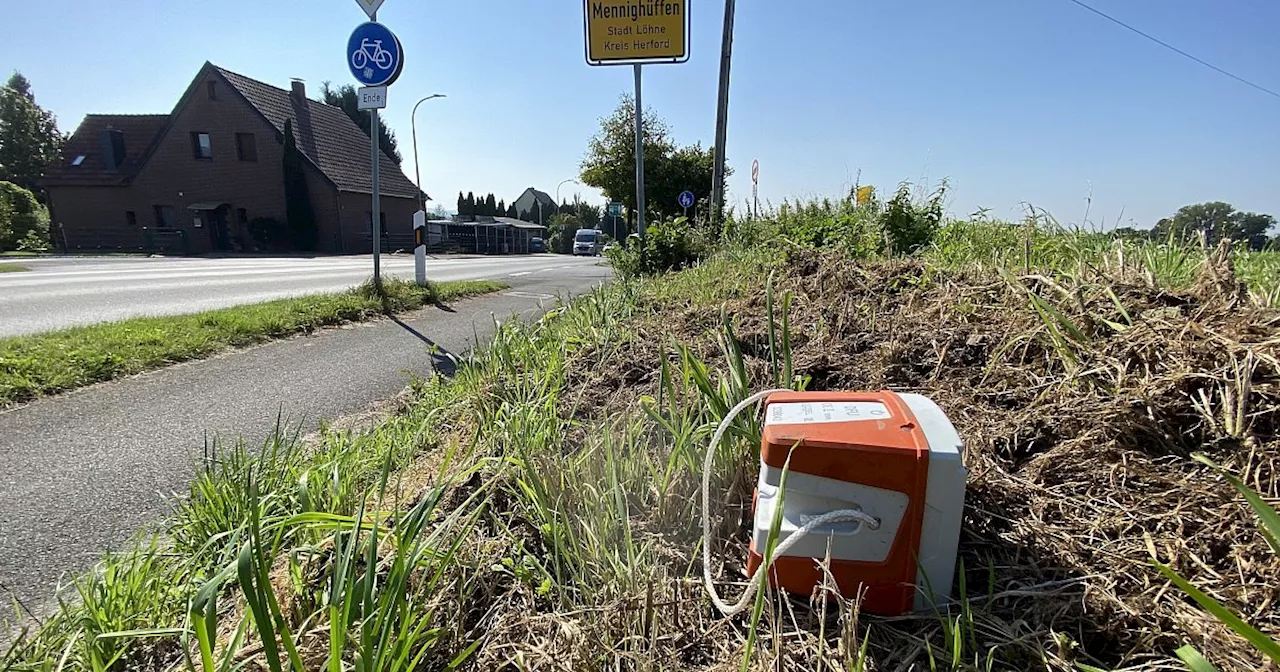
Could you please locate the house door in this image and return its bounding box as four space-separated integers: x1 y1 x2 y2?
209 205 232 252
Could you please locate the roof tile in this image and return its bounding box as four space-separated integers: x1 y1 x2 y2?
216 67 419 199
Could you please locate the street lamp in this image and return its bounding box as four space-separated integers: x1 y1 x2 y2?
556 178 580 211
410 94 447 212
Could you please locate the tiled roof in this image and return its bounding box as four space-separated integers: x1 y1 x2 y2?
215 66 421 199
42 114 168 186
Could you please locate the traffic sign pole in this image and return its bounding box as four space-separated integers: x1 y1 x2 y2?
371 109 381 284
633 64 646 243
347 11 402 287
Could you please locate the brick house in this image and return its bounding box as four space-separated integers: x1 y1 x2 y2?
42 62 423 254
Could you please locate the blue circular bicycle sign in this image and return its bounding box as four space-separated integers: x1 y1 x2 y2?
679 190 695 209
347 22 403 87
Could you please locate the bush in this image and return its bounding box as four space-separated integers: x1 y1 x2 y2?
882 181 945 254
547 213 583 254
16 228 49 252
607 216 707 278
0 181 49 251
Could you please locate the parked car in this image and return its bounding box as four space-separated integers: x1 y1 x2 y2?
530 236 545 253
602 242 618 254
573 229 602 256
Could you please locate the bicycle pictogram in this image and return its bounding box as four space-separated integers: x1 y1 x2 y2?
352 38 394 71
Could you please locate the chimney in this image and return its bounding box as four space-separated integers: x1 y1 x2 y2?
99 128 126 172
290 78 305 101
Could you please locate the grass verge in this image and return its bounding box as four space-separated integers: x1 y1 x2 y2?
0 262 30 272
4 230 1277 671
0 277 505 407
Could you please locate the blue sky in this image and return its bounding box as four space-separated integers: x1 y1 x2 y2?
3 0 1278 228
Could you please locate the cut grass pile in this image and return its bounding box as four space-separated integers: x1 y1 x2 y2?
4 225 1278 670
0 277 505 407
0 262 30 272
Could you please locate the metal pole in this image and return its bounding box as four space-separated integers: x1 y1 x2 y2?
410 94 446 214
710 0 736 229
371 109 381 283
633 63 646 240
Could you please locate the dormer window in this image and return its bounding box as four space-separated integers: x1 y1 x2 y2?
71 155 86 166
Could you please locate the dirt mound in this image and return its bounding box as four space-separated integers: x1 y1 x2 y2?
566 249 1280 669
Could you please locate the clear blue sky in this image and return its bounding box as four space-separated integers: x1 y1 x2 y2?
3 0 1278 228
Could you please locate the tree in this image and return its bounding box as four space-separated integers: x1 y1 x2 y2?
1238 212 1276 250
457 192 466 217
466 192 476 218
282 119 317 250
320 82 402 165
497 199 506 217
1154 202 1277 246
0 180 49 251
547 213 583 254
485 193 497 217
0 73 64 200
580 95 727 226
574 201 602 229
506 203 519 219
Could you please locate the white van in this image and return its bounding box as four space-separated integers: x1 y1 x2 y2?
573 229 602 256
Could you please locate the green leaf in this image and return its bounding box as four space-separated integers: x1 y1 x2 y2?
1193 454 1280 555
447 639 484 669
1155 562 1280 663
1174 644 1219 672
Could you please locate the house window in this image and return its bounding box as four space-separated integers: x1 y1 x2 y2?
235 133 257 162
207 81 217 100
153 205 176 228
236 208 248 224
71 155 86 166
125 211 137 227
190 132 212 159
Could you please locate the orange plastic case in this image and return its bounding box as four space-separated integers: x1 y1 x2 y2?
746 390 966 615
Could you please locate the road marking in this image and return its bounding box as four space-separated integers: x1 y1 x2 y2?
509 271 533 277
504 291 557 300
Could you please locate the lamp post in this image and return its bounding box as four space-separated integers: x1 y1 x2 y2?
556 178 579 213
410 94 447 212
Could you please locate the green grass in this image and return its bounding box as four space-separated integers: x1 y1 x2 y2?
0 262 30 272
3 201 1276 670
0 277 505 407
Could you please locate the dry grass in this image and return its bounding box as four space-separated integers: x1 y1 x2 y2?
541 245 1280 670
7 242 1277 671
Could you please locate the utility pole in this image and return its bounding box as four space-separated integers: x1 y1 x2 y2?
710 0 736 229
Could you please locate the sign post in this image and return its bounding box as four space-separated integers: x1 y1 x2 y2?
678 190 694 219
751 158 759 219
412 211 426 285
347 15 403 285
584 0 690 245
633 64 645 240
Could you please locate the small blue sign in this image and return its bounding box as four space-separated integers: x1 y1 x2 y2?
678 190 695 209
347 22 403 87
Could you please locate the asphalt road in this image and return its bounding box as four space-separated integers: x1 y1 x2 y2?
0 254 599 337
0 259 611 624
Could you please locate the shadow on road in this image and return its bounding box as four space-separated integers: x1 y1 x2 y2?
389 316 461 377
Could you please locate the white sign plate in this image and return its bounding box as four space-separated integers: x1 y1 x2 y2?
765 402 890 426
353 0 385 19
357 86 387 110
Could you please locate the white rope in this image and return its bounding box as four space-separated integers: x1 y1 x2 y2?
701 389 881 617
